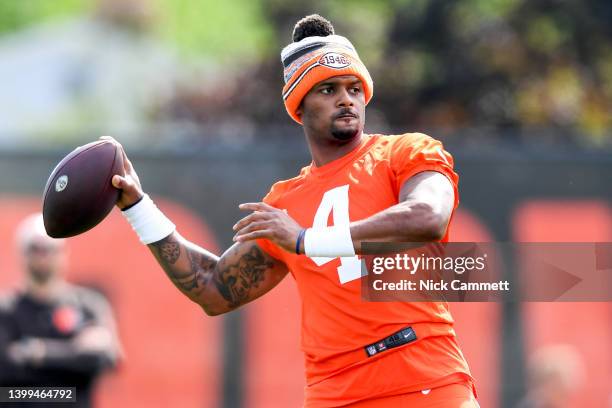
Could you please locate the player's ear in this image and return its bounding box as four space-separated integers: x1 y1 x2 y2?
296 104 303 118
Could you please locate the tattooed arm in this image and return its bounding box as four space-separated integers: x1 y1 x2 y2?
148 233 288 315
105 137 289 315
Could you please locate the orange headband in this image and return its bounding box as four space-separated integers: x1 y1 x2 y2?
281 36 374 124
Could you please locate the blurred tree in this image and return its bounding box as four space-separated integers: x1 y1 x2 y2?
0 0 90 35
0 0 272 62
1 0 611 146
155 0 272 62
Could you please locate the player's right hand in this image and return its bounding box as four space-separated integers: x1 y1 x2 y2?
99 136 145 210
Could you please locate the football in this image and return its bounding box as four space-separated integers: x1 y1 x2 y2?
42 139 124 238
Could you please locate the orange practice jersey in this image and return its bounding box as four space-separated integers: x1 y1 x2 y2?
257 133 473 407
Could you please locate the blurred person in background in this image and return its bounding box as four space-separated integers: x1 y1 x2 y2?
516 344 586 408
0 213 121 408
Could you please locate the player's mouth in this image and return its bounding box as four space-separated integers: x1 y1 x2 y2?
333 110 359 121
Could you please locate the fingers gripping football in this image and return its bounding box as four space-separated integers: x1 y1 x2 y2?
99 136 145 210
233 202 303 253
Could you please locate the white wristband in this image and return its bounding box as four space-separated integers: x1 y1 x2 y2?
121 194 176 244
304 225 356 258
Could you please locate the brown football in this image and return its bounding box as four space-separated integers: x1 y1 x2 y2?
42 139 124 238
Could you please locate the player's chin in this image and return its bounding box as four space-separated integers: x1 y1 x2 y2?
330 123 361 141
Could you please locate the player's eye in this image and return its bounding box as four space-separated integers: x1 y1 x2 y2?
350 86 361 94
320 87 333 95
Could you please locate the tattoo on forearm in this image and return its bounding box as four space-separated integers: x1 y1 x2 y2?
181 250 214 291
157 235 181 264
151 235 273 309
214 245 272 307
151 235 207 292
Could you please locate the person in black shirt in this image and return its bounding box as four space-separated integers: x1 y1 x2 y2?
0 213 121 408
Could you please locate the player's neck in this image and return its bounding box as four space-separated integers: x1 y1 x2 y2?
307 132 364 167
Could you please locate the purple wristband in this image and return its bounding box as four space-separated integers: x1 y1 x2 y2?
295 228 307 254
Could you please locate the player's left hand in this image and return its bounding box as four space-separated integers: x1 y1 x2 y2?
233 202 302 253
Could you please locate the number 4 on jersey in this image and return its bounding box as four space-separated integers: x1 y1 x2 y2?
308 185 363 284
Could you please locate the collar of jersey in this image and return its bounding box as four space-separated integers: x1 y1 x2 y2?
307 134 376 178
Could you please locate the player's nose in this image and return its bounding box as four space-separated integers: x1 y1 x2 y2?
336 88 354 107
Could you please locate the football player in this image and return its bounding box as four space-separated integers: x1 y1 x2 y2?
110 15 478 408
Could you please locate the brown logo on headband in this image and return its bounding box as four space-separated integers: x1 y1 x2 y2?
319 52 350 69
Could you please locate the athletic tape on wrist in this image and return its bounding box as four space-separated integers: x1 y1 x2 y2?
121 194 176 244
304 226 355 258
